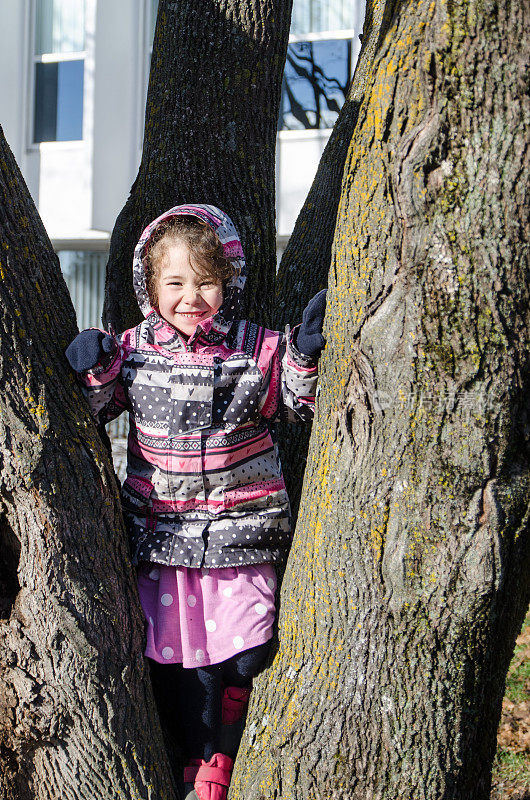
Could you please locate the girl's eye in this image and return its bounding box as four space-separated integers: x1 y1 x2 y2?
200 282 213 288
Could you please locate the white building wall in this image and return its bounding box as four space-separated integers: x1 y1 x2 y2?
92 0 145 232
0 1 365 243
0 1 29 168
277 130 331 236
37 142 92 234
27 0 96 238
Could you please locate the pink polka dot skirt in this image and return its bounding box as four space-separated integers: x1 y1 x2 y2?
137 562 276 667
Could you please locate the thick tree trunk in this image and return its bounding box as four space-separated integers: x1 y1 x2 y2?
103 0 293 334
273 0 393 518
232 0 530 798
0 128 177 800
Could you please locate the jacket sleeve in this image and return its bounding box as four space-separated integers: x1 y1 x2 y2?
259 325 318 423
75 329 129 425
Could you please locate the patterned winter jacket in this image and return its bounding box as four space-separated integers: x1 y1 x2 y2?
80 204 318 569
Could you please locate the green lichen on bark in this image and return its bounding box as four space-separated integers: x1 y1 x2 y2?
231 0 530 797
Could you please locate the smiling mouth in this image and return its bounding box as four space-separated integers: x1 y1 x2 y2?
176 310 208 318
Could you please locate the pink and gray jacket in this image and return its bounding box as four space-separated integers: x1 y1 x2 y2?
80 204 317 569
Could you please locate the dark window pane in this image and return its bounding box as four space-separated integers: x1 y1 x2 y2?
33 59 84 142
279 39 351 130
34 62 58 142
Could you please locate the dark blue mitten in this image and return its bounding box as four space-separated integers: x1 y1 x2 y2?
296 289 327 359
65 329 116 372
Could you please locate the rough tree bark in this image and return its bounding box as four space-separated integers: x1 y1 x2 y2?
232 0 530 798
3 0 528 797
273 0 397 517
103 0 293 334
0 128 177 800
0 2 295 797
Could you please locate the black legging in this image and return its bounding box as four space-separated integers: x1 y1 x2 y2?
149 641 270 761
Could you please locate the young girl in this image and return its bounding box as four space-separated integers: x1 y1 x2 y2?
66 204 326 800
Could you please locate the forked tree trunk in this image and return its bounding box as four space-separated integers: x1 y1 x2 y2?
0 128 177 800
3 0 528 796
232 0 530 797
103 0 293 333
0 2 294 796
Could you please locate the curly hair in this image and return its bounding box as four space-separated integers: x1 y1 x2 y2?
144 215 238 307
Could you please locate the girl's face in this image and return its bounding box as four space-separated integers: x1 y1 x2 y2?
155 240 223 336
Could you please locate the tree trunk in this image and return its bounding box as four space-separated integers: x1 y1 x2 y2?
0 128 177 800
273 0 396 518
232 0 530 797
103 0 293 334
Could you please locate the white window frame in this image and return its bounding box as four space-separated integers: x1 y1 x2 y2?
27 0 87 150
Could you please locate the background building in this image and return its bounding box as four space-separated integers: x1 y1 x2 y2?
0 0 365 331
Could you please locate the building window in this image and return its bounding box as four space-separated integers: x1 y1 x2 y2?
33 0 86 143
280 38 352 130
290 0 357 34
279 0 363 131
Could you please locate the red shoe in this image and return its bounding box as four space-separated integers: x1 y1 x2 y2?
221 685 251 725
191 753 234 800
